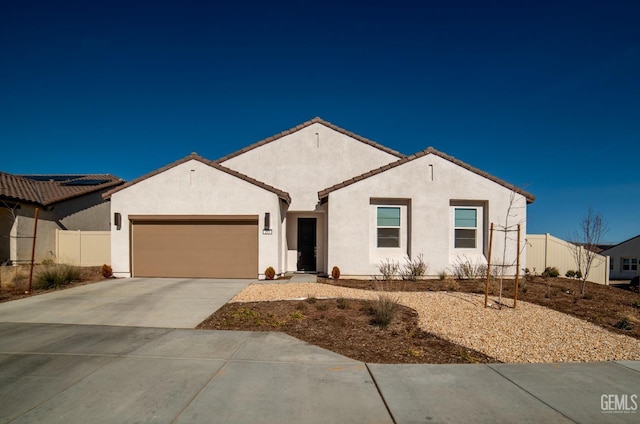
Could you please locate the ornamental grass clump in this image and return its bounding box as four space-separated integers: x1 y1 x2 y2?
35 264 81 289
368 294 399 328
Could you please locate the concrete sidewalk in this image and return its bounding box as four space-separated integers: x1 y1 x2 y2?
1 322 639 423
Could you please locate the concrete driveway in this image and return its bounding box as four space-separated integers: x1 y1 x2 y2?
0 278 252 328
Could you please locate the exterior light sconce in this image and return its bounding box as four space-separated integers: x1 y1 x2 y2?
114 212 122 230
263 212 272 235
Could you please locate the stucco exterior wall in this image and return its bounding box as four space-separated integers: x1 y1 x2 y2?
220 123 400 211
0 208 13 262
602 236 640 280
326 153 528 277
109 159 284 278
5 191 113 264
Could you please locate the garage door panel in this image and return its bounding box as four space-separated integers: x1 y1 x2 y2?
132 220 258 278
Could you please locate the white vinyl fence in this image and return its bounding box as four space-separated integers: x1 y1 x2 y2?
55 229 110 266
527 233 609 285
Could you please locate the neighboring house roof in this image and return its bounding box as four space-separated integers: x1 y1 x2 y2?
102 153 292 204
0 172 124 207
317 147 536 203
214 116 405 163
599 234 640 254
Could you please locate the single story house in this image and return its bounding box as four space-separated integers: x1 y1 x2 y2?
0 173 124 264
104 117 535 279
600 235 640 280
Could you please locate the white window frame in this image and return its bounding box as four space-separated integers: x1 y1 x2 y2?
376 206 401 248
369 202 408 263
451 206 483 252
622 257 638 272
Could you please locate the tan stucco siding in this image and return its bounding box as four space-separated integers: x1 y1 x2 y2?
220 123 400 211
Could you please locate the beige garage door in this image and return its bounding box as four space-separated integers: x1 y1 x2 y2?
131 216 258 278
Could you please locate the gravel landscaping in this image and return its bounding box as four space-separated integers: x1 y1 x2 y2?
229 282 640 363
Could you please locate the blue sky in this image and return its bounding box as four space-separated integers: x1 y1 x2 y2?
1 1 639 243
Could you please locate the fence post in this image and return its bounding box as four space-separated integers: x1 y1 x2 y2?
514 224 521 308
485 222 494 308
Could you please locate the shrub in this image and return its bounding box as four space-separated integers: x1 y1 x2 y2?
101 264 113 279
368 294 398 328
438 270 448 281
264 266 276 280
315 303 329 311
35 264 81 289
305 295 318 304
41 258 55 266
331 266 340 280
565 270 576 278
541 267 560 278
336 297 349 309
450 256 486 279
401 254 428 281
377 259 399 281
575 270 582 279
614 318 633 331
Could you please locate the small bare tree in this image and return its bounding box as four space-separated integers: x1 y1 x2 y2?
570 207 608 295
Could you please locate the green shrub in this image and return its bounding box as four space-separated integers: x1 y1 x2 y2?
542 267 560 278
331 266 340 280
35 264 81 289
41 258 55 266
565 270 576 278
264 266 276 280
305 295 318 304
575 270 582 279
368 294 398 328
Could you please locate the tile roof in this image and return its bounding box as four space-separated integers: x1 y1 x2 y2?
317 147 536 203
102 154 291 204
214 117 405 163
0 172 124 207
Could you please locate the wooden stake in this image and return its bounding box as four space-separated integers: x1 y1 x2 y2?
485 222 494 308
514 224 521 309
27 207 39 294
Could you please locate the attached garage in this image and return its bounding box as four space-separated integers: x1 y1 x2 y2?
130 215 258 278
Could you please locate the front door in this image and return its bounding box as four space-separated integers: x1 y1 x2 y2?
297 218 316 272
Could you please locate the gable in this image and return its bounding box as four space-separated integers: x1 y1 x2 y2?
319 147 535 204
219 118 403 210
104 154 290 204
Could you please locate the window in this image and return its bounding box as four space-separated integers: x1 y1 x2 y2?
610 258 614 271
454 208 478 249
377 207 400 248
622 258 638 271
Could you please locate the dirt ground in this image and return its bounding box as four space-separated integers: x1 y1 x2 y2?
0 265 108 303
198 276 640 364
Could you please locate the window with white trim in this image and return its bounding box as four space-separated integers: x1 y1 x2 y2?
622 258 638 271
377 206 401 248
454 207 478 248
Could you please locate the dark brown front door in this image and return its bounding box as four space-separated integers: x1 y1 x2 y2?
297 218 316 272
